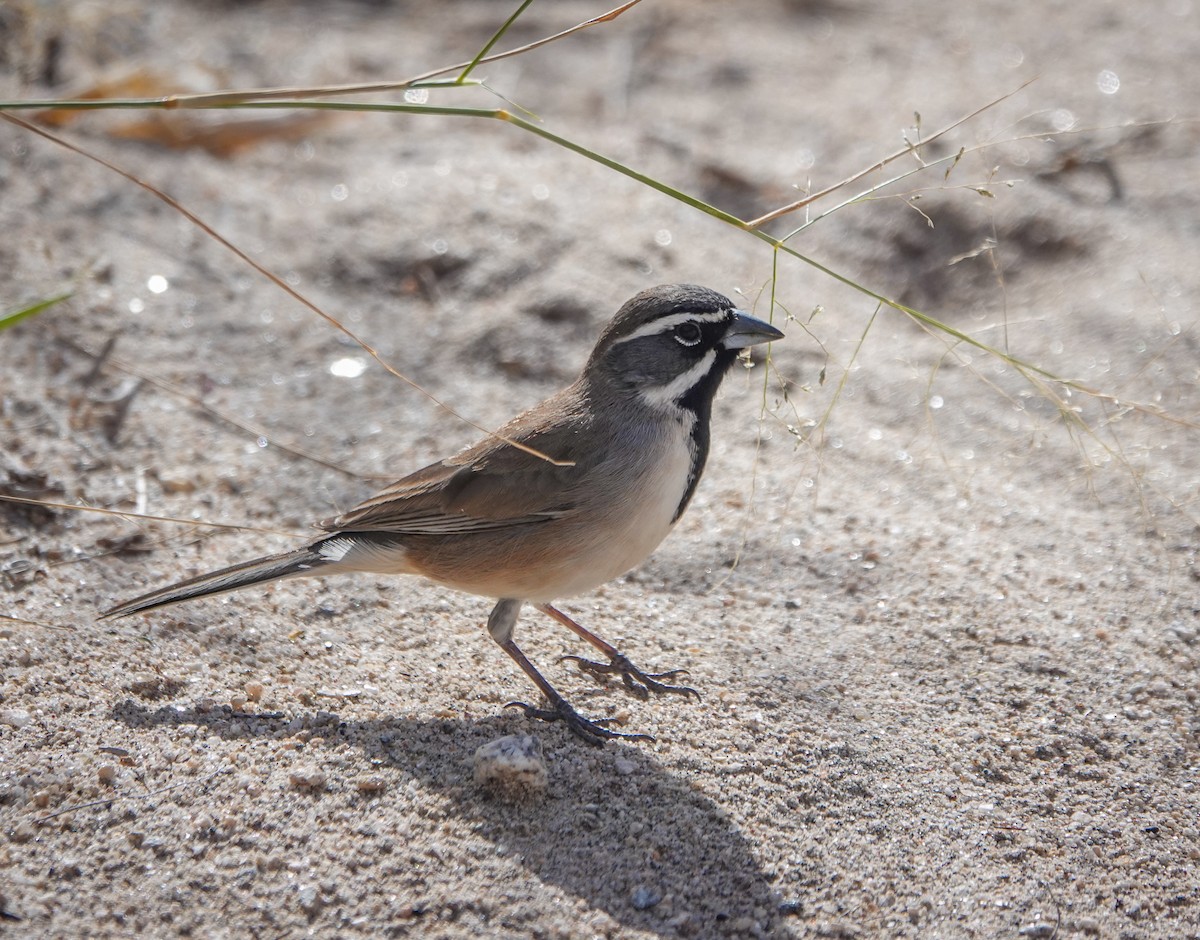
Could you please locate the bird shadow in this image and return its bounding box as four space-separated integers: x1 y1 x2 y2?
112 699 800 938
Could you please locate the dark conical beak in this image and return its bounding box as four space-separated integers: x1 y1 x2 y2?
721 309 785 350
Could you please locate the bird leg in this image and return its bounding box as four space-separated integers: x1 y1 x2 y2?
487 599 651 745
534 602 701 703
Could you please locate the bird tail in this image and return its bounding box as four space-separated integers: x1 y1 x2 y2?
100 544 333 620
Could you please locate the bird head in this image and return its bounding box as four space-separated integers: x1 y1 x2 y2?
586 284 784 412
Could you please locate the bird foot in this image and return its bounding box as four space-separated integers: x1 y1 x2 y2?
505 699 653 746
561 653 702 702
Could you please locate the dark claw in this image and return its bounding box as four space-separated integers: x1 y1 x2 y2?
505 700 654 745
561 653 702 702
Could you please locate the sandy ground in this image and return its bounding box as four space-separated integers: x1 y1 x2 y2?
2 1 1198 937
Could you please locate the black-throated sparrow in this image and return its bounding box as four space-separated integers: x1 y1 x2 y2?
103 284 783 744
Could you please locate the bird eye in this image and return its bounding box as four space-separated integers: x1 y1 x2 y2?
673 323 703 347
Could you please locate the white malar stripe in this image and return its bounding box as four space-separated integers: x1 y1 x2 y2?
638 349 717 409
612 309 730 345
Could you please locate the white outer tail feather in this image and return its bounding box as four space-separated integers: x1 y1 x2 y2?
100 545 332 620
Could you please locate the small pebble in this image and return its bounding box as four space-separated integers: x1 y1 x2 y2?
1018 923 1055 938
97 765 118 785
1 709 32 729
297 884 321 914
356 775 387 794
614 757 637 776
288 766 327 790
630 885 662 910
815 921 862 938
473 734 548 795
244 681 265 702
1168 622 1196 644
58 858 83 879
157 474 197 495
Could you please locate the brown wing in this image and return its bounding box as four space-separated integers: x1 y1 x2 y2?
320 387 594 535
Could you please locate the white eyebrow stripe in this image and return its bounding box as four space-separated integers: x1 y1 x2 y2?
612 309 730 345
638 349 718 408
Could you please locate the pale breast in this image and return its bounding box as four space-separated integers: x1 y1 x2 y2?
519 412 695 600
391 412 698 603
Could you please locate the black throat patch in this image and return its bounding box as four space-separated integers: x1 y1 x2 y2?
670 346 739 522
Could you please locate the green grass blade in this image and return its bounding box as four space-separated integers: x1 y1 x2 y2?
0 291 73 331
459 0 535 84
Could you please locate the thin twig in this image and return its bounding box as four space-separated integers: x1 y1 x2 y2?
745 79 1037 230
0 110 573 467
61 337 390 481
38 769 233 823
0 494 302 536
0 1 644 111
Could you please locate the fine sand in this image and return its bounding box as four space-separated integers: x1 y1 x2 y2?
2 2 1198 937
